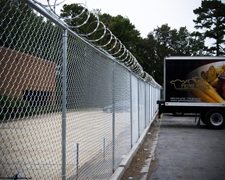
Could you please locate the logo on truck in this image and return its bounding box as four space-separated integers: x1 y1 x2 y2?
170 77 209 91
170 76 225 103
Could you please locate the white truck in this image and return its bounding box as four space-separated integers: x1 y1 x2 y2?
157 56 225 129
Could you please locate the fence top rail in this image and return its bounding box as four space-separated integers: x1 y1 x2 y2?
22 0 161 88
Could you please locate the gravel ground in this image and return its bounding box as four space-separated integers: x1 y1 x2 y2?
121 117 161 180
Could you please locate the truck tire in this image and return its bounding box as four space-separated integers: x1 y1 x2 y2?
205 109 225 129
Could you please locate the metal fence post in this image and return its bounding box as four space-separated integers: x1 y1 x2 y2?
102 138 106 161
130 73 133 148
144 83 147 128
74 143 79 174
138 80 140 137
112 62 116 173
62 28 67 180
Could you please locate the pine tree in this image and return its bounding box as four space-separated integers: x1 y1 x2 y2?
193 0 225 56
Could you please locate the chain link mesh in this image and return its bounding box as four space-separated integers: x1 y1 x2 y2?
1 0 63 179
114 64 131 170
0 0 161 179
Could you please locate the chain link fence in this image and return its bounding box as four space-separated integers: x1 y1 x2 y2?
0 0 161 179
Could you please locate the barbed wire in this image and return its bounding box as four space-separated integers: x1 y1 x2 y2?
33 0 161 87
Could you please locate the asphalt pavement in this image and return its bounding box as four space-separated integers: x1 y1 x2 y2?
149 113 225 180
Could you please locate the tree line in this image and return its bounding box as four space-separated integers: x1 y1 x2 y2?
60 0 225 85
1 0 224 86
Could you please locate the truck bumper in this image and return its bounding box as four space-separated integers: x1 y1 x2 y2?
157 100 202 118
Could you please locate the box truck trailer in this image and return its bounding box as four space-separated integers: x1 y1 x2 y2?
157 56 225 129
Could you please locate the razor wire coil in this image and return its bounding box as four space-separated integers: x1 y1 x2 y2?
33 0 161 87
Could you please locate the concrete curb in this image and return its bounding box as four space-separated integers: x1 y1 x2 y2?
109 111 159 180
140 132 158 180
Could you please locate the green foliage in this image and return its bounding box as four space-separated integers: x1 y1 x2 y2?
100 14 141 51
190 31 209 56
136 24 206 85
0 94 29 120
0 0 32 49
60 4 213 85
60 3 100 40
0 0 62 60
3 1 219 89
0 94 29 108
193 0 225 56
99 14 142 63
61 5 142 59
0 94 60 120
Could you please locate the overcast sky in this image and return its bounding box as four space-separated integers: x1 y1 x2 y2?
38 0 225 46
87 0 202 37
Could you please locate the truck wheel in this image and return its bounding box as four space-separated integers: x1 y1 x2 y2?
205 109 225 129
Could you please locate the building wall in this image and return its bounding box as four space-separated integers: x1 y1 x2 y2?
0 46 56 105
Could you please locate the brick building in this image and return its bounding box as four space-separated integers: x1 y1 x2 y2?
0 46 56 106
